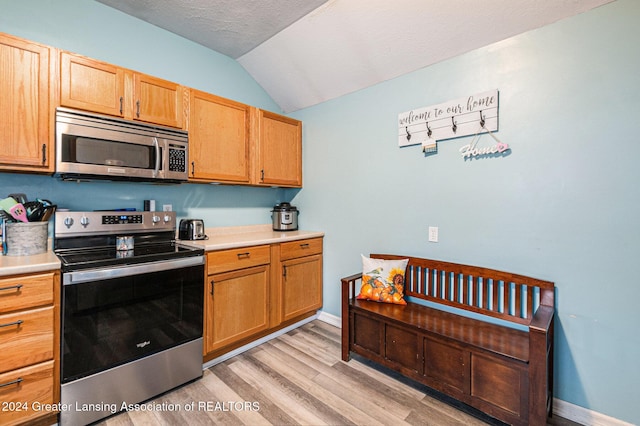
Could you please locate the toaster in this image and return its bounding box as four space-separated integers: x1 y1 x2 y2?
178 219 207 240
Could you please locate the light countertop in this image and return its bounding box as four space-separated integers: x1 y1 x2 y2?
0 225 323 276
0 250 60 277
178 224 324 251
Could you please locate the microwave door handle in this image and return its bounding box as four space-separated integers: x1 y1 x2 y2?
153 137 160 178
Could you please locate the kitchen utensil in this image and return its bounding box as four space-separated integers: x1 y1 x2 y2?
24 201 45 222
0 197 28 223
271 202 299 231
40 205 57 222
178 219 207 240
8 193 27 204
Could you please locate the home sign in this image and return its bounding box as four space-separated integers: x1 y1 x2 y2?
398 89 499 151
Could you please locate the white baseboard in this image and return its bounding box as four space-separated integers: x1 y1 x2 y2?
317 310 341 328
316 313 632 426
553 399 633 426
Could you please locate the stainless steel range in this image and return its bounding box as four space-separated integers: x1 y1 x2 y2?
54 211 204 426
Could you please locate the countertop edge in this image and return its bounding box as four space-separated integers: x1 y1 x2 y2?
178 228 325 251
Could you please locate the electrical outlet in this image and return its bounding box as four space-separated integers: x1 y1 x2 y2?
162 204 172 212
428 226 439 242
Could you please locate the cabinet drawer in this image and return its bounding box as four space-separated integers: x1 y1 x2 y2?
0 306 54 374
0 360 55 426
0 272 54 313
208 245 270 275
280 238 323 260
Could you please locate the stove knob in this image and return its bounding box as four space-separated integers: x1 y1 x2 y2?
80 215 90 227
163 214 172 223
152 215 161 224
64 217 74 228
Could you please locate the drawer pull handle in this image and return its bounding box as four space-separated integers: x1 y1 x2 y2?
300 243 310 248
0 284 23 292
237 252 251 259
0 378 23 388
0 320 23 328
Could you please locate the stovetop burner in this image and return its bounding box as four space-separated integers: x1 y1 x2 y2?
56 241 203 271
54 211 203 271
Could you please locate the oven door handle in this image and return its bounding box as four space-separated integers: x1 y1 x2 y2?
63 256 204 285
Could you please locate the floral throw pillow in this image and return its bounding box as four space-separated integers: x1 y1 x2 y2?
357 255 409 305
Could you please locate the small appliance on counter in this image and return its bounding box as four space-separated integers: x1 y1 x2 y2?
271 202 299 231
179 219 208 240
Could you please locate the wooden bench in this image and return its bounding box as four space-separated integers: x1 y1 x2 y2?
341 254 555 426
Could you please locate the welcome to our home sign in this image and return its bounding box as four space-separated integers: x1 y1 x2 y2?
398 89 504 158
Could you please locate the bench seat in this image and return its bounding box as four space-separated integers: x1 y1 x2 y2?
352 299 529 362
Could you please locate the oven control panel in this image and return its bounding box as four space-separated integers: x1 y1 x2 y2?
55 211 177 237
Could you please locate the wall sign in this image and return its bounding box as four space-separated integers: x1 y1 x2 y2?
398 89 500 154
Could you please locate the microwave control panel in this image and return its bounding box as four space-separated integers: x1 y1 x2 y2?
168 145 187 172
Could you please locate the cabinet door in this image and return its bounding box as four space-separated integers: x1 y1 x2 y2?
189 90 251 183
60 52 125 117
0 34 51 171
281 254 322 322
256 109 302 187
205 265 269 353
133 73 184 128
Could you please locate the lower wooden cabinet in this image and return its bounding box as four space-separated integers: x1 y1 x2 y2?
204 237 323 360
0 271 59 426
205 265 270 353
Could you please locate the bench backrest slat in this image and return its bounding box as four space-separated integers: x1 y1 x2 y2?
371 254 555 326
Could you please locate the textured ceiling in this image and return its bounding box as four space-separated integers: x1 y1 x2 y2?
97 0 615 112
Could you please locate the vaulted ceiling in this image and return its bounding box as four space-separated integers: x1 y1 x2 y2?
96 0 614 112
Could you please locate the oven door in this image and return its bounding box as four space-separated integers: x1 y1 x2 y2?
61 256 204 384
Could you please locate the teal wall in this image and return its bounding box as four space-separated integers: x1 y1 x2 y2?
290 0 639 423
2 0 639 423
0 0 290 227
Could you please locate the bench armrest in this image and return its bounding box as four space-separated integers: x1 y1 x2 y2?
341 272 362 361
530 305 554 333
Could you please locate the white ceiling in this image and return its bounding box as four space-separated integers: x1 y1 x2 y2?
97 0 614 113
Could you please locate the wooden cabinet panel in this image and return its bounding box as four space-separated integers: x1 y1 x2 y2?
0 33 52 172
352 312 382 356
471 353 527 417
189 90 251 183
424 336 467 395
59 51 184 128
60 52 125 116
280 238 323 261
133 73 184 128
207 245 270 275
281 254 322 322
0 360 54 426
385 324 419 373
0 272 55 313
256 109 302 187
205 265 270 352
0 306 54 374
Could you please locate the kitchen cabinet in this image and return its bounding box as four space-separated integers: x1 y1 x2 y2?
0 270 60 426
279 238 323 322
188 90 251 183
203 236 323 361
205 246 271 353
0 32 54 173
255 109 302 187
60 51 185 129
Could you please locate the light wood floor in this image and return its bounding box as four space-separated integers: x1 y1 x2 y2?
97 320 580 426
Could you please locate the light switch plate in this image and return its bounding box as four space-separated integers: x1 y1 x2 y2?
428 226 438 242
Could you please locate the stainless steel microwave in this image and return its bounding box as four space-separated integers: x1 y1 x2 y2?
55 108 189 183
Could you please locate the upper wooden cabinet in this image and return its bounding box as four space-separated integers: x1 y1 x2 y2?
60 52 185 129
0 33 54 172
60 52 124 117
255 109 302 187
188 89 251 183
